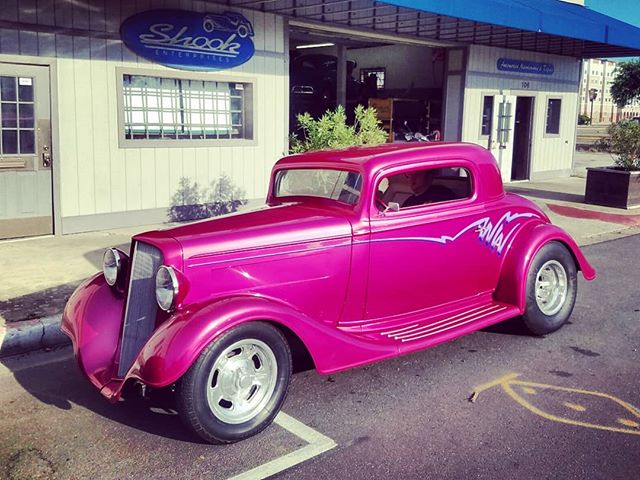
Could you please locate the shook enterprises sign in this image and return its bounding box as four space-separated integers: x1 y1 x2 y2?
120 10 255 71
497 58 555 76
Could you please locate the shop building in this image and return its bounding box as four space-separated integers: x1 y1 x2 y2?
1 0 640 239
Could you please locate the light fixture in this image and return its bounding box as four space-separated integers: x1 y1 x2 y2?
156 265 179 312
295 42 335 49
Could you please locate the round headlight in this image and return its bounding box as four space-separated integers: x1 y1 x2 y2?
103 248 121 287
156 266 179 312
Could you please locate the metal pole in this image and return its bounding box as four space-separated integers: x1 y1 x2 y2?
336 44 347 109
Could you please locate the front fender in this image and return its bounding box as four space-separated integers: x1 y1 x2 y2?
128 295 395 388
494 222 596 312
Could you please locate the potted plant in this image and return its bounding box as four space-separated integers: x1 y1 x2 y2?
585 120 640 209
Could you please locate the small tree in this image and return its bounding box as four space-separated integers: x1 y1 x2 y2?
289 104 388 154
607 120 640 171
610 60 640 108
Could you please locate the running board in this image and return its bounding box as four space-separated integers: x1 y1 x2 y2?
342 301 521 354
380 303 511 343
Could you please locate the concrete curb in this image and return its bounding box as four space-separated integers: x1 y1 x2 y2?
0 314 69 358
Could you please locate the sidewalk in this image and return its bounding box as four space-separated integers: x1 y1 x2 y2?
0 224 166 356
2 150 640 356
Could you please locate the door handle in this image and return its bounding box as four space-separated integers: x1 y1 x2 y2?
42 145 51 167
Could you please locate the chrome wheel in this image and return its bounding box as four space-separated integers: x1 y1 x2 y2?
206 339 278 425
534 260 568 316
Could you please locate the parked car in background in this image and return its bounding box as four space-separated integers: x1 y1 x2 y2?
62 143 595 444
289 53 362 126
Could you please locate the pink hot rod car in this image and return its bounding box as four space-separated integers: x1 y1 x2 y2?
62 143 595 444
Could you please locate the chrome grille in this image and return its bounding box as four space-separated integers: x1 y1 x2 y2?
118 241 163 377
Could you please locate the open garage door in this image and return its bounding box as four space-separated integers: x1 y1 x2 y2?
288 23 448 143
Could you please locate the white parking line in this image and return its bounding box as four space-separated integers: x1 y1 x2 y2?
228 412 337 480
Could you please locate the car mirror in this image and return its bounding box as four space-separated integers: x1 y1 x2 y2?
383 202 400 214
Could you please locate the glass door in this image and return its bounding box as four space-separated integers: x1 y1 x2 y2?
0 63 52 239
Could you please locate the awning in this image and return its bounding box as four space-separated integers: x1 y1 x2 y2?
228 0 640 58
382 0 640 58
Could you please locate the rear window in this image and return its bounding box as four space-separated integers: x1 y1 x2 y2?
274 168 362 205
377 167 472 210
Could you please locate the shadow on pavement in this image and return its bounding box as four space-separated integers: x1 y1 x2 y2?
0 283 79 322
480 316 533 336
3 345 314 444
1 243 129 323
6 352 201 443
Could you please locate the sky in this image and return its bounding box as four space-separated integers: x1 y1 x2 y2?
584 0 640 27
584 0 640 60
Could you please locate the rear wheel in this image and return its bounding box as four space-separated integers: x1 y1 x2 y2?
522 242 577 336
177 322 292 444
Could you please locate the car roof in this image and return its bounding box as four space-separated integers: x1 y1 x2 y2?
274 142 505 202
276 142 496 172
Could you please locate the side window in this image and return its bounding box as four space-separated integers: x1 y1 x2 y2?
377 166 472 210
481 95 494 136
545 98 562 135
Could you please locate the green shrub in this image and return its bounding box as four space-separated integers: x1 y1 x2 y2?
289 104 388 154
607 120 640 171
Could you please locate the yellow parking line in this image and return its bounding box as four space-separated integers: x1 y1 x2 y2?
472 373 640 436
563 402 586 412
617 418 640 428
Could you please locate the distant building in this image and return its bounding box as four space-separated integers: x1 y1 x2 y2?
580 58 640 123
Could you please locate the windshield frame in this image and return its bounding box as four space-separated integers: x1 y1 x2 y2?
272 167 363 206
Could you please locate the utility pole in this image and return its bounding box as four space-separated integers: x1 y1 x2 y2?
589 88 598 124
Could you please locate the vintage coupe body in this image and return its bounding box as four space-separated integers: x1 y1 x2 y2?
62 143 595 443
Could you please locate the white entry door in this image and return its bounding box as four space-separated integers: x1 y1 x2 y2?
496 94 516 183
0 63 52 239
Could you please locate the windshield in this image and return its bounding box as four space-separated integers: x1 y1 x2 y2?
274 168 362 205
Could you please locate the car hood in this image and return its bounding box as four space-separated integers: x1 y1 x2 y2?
160 203 354 263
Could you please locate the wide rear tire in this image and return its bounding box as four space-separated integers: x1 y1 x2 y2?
522 242 578 336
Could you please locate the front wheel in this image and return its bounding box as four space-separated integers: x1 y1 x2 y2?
177 322 292 444
522 242 578 336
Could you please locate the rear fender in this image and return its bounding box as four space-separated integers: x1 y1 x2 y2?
127 295 396 388
494 222 596 312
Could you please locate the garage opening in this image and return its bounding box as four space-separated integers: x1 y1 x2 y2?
288 25 446 145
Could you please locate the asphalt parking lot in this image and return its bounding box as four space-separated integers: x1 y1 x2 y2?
1 235 639 480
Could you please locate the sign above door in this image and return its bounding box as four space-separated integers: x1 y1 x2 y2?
497 58 554 76
120 10 255 71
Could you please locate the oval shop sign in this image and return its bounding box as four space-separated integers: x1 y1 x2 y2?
120 10 255 71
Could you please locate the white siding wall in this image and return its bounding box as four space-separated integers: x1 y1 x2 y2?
463 45 580 181
0 0 288 231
